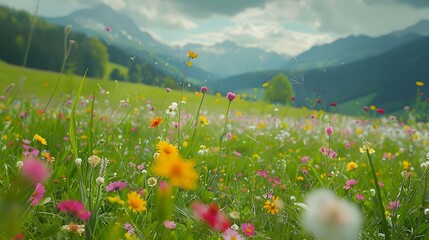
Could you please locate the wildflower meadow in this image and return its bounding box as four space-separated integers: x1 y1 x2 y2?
1 50 429 240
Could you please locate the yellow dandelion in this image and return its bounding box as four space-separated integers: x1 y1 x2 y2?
200 115 208 126
297 176 304 181
187 51 198 59
369 105 376 111
416 81 424 87
34 133 47 145
346 161 358 171
127 191 147 213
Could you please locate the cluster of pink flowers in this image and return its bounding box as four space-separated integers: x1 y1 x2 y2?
319 147 338 159
257 169 281 187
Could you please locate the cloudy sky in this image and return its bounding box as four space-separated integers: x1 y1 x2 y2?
2 0 429 55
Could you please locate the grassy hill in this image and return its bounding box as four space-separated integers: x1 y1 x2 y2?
0 61 306 118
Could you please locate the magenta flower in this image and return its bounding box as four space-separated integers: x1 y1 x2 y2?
226 92 236 101
343 179 358 190
201 86 208 93
58 200 91 221
29 183 46 206
106 181 127 192
21 155 50 184
241 223 256 237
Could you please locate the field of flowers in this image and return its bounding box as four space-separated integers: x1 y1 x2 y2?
1 53 429 240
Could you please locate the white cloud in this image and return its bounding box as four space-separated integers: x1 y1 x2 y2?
102 0 126 10
134 1 197 30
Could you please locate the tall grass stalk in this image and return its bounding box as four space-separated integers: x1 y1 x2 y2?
22 0 39 68
366 149 391 240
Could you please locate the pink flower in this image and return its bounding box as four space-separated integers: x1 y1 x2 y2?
325 126 333 136
21 155 50 183
201 86 208 93
106 181 127 192
227 92 236 101
355 194 365 201
163 220 177 229
123 222 135 235
192 202 231 232
29 183 45 206
233 150 242 157
58 200 91 221
105 26 111 32
257 170 268 178
241 223 256 237
223 229 244 240
343 179 358 190
387 200 401 210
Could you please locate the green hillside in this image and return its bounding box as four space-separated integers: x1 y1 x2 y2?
0 61 305 118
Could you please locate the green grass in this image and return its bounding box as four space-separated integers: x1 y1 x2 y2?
0 60 428 240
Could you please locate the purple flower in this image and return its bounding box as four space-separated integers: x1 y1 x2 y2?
106 181 127 192
123 222 135 235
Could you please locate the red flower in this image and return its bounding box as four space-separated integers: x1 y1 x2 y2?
192 202 231 232
329 102 337 107
58 200 91 221
376 108 385 114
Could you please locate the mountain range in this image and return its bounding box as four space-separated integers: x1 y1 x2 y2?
42 4 429 114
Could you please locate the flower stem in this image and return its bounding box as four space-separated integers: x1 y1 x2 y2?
366 149 390 240
186 93 205 158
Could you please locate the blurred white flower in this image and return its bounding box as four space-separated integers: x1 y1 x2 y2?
301 189 362 240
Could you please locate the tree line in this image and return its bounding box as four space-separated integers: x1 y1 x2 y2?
0 5 178 88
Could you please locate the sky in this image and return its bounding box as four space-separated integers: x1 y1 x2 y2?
2 0 429 55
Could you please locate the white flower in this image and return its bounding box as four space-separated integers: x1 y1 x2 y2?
370 188 376 197
231 224 239 231
96 177 105 185
424 208 429 215
16 161 23 170
75 158 82 166
301 189 362 240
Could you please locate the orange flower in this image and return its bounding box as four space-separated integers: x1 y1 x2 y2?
149 117 162 128
187 51 198 59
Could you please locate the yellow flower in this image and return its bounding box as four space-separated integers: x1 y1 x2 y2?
297 176 304 181
187 51 198 59
156 141 179 158
346 161 358 171
369 105 376 111
403 160 410 170
416 81 424 87
263 196 283 214
34 134 47 145
127 191 147 213
153 155 198 190
200 115 208 126
359 141 375 154
107 195 124 204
